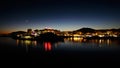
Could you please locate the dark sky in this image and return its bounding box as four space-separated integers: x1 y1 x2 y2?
0 0 120 33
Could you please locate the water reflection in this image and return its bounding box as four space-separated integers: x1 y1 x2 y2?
16 39 55 52
44 42 52 51
64 37 118 48
15 37 120 52
1 37 120 62
65 37 112 45
16 39 37 46
16 39 38 52
64 37 86 43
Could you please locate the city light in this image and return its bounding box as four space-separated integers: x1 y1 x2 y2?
24 36 32 39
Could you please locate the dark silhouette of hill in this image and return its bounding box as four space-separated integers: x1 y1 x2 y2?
10 31 26 39
74 28 95 34
10 31 26 35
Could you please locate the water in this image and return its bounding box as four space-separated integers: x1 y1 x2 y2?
0 37 120 65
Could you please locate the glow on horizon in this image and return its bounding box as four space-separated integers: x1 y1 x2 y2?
0 25 119 34
0 19 120 34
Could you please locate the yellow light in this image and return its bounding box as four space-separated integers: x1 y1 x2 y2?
73 34 80 37
17 35 20 37
98 35 104 37
73 37 79 41
73 37 83 41
113 35 117 37
24 40 31 45
24 36 32 39
99 39 102 44
107 39 110 45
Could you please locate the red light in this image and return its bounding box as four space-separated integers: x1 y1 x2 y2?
44 42 52 51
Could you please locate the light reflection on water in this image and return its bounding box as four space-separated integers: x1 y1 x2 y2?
0 37 120 62
16 39 37 46
63 38 114 48
0 37 120 52
13 37 120 51
44 42 52 51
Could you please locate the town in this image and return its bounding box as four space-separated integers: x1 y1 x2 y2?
10 27 120 40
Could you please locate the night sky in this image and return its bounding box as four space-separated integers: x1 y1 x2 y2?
0 0 120 34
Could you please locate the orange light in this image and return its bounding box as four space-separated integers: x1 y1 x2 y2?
16 39 19 46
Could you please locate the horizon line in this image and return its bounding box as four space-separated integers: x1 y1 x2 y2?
0 27 120 34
